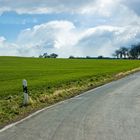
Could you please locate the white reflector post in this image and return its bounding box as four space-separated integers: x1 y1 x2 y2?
22 79 28 105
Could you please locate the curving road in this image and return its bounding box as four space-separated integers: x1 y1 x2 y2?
1 72 140 140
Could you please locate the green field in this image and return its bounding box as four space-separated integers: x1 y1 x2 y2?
1 56 140 126
1 56 140 97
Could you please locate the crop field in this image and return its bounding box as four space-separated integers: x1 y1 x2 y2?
1 56 140 126
1 56 140 98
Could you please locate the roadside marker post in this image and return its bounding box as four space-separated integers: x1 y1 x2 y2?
22 79 29 105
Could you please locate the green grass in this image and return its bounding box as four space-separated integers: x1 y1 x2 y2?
1 56 140 97
0 56 140 126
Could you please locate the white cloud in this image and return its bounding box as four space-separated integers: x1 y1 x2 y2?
122 0 140 16
0 0 140 57
79 0 120 17
10 20 139 57
16 21 80 57
77 25 140 56
0 37 20 56
0 0 140 16
0 0 94 14
0 19 140 57
17 21 78 47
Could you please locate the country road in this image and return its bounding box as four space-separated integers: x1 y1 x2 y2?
1 72 140 140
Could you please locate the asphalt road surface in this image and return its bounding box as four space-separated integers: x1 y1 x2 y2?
1 72 140 140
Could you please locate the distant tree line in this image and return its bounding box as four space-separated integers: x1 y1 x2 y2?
39 53 58 58
69 55 111 59
39 43 140 59
113 43 140 59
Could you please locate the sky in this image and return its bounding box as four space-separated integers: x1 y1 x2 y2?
0 0 140 57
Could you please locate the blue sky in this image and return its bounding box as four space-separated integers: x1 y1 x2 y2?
0 0 140 57
0 12 75 41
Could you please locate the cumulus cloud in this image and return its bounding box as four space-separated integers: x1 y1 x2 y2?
1 19 140 57
0 0 140 57
12 20 140 57
0 37 20 56
16 21 80 57
77 25 140 56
